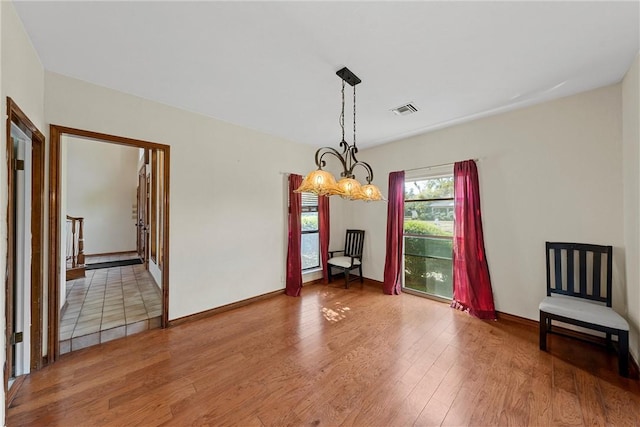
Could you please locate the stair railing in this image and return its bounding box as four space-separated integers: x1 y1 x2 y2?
66 215 85 269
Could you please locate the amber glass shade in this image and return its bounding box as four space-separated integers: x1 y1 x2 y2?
294 169 338 195
359 184 385 201
334 177 364 199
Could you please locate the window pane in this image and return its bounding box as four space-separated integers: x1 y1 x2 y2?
404 200 454 236
301 212 318 232
404 236 452 259
404 255 453 299
301 233 320 269
405 176 454 200
403 172 454 300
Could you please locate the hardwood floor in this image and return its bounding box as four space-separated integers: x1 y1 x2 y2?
7 283 640 426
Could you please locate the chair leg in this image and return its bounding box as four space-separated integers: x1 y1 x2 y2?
328 266 332 283
539 311 547 351
344 269 349 289
619 330 629 377
359 265 363 284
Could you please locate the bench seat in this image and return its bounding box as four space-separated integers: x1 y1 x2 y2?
539 295 629 331
539 242 630 377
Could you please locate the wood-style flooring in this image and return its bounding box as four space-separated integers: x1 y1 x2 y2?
7 282 640 426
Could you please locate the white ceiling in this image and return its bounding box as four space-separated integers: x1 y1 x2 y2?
13 1 640 149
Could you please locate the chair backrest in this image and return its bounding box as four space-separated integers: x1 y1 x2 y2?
545 242 613 306
344 229 365 258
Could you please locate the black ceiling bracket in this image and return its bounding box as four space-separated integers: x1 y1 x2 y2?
336 67 361 86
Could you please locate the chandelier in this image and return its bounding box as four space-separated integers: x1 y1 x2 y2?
295 67 384 201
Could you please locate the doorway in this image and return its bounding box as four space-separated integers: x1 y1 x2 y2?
4 98 45 392
49 125 170 362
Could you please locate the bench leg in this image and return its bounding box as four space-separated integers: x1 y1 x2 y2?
619 330 629 377
539 311 548 351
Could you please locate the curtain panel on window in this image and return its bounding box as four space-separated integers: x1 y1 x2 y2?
286 174 303 296
451 160 496 319
383 171 405 295
319 195 330 283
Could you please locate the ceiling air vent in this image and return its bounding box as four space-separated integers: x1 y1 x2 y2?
391 103 418 116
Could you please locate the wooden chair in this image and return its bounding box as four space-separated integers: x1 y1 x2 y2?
328 230 365 288
539 242 630 377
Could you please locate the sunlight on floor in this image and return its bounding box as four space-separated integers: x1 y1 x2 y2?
322 303 350 323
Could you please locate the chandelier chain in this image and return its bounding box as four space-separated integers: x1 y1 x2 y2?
353 85 356 148
340 80 345 142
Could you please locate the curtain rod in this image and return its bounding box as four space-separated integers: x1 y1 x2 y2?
404 158 479 173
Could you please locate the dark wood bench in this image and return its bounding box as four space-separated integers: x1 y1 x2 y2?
328 229 365 288
539 242 630 377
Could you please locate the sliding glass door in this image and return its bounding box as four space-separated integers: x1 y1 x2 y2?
403 172 454 299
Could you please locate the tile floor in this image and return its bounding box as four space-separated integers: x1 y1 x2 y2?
60 256 162 354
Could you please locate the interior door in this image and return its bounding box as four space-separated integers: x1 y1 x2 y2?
8 125 32 383
7 135 17 383
5 98 45 384
14 132 31 379
137 165 147 262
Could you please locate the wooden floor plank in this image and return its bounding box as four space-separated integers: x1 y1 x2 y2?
7 283 639 426
552 359 585 426
414 396 451 427
599 378 640 426
574 368 607 426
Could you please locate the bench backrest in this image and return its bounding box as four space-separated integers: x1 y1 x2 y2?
344 229 365 258
546 242 613 307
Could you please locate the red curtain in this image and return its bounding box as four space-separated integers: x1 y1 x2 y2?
286 174 303 296
383 171 405 295
451 160 496 319
319 195 330 283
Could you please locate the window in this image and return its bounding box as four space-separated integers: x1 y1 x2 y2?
403 173 454 299
301 193 320 270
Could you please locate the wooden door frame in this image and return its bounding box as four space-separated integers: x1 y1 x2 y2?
4 97 45 389
48 125 170 363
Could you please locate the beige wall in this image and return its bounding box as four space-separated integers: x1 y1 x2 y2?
65 136 139 254
1 0 46 421
353 85 626 324
622 52 640 361
44 71 318 320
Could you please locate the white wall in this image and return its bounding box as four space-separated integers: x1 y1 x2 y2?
622 52 640 361
1 0 46 422
353 85 625 323
65 136 138 254
44 71 318 320
328 192 350 252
